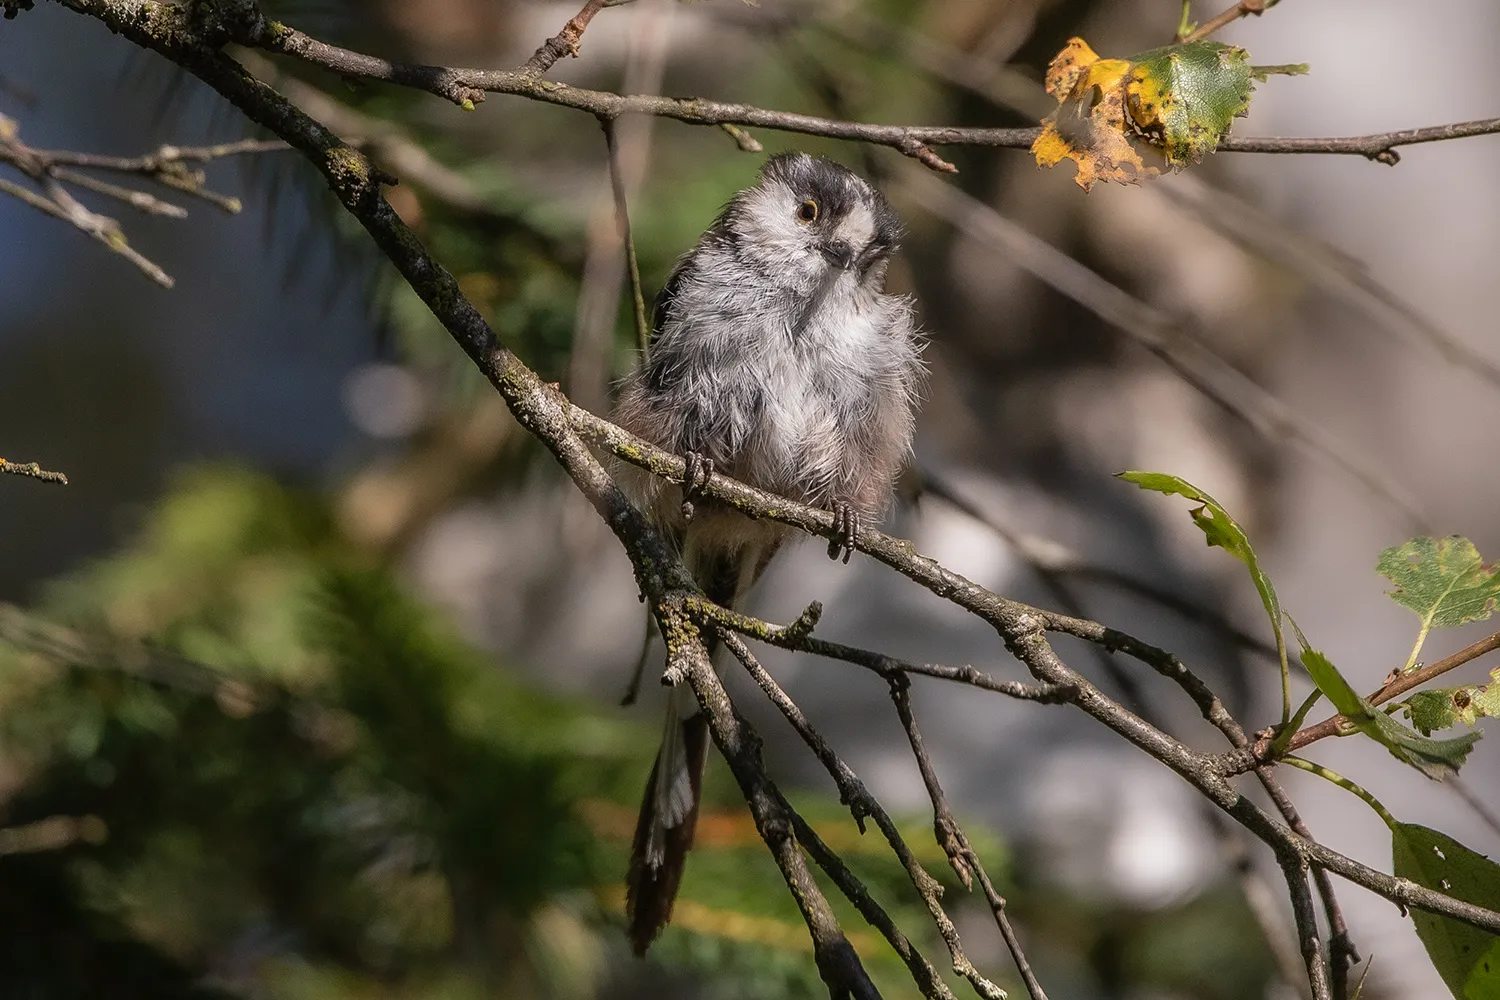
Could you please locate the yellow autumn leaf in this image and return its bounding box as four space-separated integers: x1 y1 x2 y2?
1032 36 1157 191
1033 35 1305 189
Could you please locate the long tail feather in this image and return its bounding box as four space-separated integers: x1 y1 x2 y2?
624 538 777 954
625 691 708 955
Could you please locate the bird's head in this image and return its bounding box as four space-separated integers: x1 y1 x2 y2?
726 152 900 291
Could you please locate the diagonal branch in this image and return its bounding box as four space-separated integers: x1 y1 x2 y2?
520 0 612 76
717 629 1010 1000
886 674 1049 1000
662 615 883 998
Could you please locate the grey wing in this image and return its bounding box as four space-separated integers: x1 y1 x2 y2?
647 260 687 357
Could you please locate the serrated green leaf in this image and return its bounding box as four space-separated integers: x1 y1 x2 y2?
1392 823 1500 999
1119 471 1288 689
1369 711 1480 779
1125 41 1255 166
1408 668 1500 734
1297 635 1479 778
1378 536 1500 630
1296 642 1363 718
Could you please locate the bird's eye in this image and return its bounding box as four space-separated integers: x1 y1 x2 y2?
797 199 819 223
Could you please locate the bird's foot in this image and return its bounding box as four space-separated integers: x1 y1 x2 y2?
680 451 713 522
827 501 861 564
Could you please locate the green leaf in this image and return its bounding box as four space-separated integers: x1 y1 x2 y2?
1407 668 1500 734
1379 536 1500 672
1297 636 1479 779
1119 471 1288 693
1125 41 1255 166
1367 711 1481 780
1392 823 1500 999
1378 536 1500 629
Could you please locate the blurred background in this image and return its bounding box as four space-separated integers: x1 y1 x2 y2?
2 0 1499 997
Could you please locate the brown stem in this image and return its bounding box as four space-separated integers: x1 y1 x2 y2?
520 0 611 76
1272 629 1500 757
1182 0 1269 43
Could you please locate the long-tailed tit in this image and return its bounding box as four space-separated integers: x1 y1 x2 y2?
613 151 924 954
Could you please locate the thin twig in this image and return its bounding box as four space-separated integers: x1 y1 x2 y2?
34 137 286 171
1 125 286 285
239 16 1500 168
603 118 651 358
1256 629 1500 761
717 629 1007 1000
718 122 764 152
1273 843 1334 1000
887 674 1049 1000
0 174 173 286
1181 0 1270 44
48 166 187 217
520 0 611 76
693 596 1074 702
0 458 68 485
902 168 1430 531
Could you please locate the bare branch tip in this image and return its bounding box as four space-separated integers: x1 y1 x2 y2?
904 142 958 173
0 459 68 485
719 122 764 153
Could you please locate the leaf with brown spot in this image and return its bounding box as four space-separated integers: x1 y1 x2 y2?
1032 37 1158 191
1032 35 1306 188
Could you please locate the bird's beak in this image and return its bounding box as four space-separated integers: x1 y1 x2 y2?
819 239 854 270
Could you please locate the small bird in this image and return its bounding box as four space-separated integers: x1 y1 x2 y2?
612 151 924 954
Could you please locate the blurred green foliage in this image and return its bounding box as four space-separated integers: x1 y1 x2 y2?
0 466 1012 999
